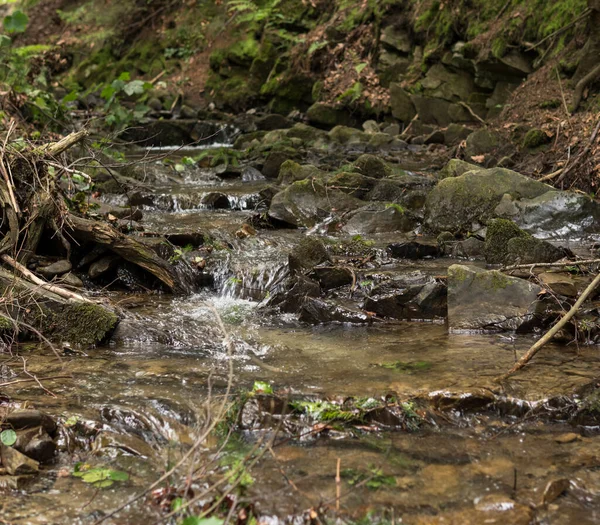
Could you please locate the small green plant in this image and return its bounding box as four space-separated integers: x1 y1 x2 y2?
378 361 432 373
252 381 273 394
0 429 17 446
169 244 194 263
100 72 151 128
342 464 396 490
72 463 129 488
289 400 357 422
385 202 405 213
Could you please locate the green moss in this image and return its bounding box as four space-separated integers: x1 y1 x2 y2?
491 37 507 58
523 128 551 149
41 303 118 346
448 265 469 283
0 315 14 331
483 218 529 264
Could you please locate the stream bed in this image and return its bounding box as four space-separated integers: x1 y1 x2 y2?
2 143 600 525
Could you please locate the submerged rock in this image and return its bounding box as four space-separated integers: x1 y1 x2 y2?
311 266 353 290
299 298 372 324
424 168 551 233
447 264 545 331
0 445 39 475
288 237 330 272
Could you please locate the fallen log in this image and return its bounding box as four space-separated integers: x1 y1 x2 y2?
0 267 118 346
66 214 185 293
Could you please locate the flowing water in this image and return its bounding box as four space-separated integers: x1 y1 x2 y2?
2 144 600 525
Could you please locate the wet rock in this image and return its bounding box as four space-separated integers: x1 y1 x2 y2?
299 298 372 324
326 171 378 199
428 388 496 412
438 159 479 179
289 237 330 273
447 264 545 331
542 478 570 504
262 151 299 179
329 125 370 145
311 266 353 290
93 431 156 458
484 219 563 265
362 120 380 134
424 130 446 145
352 154 392 179
496 190 600 238
286 123 330 144
538 273 578 297
268 178 363 227
265 275 321 313
451 236 485 259
364 272 447 320
0 444 39 475
89 255 121 279
444 123 473 145
307 103 355 129
255 113 293 131
37 260 72 278
5 410 56 435
424 168 551 233
464 129 500 158
390 83 416 123
241 166 265 182
15 427 56 463
61 272 84 288
554 432 580 444
342 204 417 234
277 161 326 185
202 192 230 209
388 240 439 259
382 123 400 136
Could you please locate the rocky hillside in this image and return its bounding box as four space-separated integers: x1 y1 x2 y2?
3 0 600 191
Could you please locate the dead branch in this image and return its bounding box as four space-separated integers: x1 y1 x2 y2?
1 255 91 303
501 258 600 272
458 101 486 125
573 62 600 112
496 271 600 381
66 214 184 293
35 129 89 157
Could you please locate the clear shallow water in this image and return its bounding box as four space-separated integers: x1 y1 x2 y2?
3 149 600 524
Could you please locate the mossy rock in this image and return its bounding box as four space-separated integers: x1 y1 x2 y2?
278 161 326 185
438 159 480 179
306 103 355 129
484 218 563 265
268 178 364 227
424 168 552 233
326 172 379 199
352 154 393 179
286 123 329 144
465 129 500 158
329 126 369 145
289 237 330 272
523 128 551 149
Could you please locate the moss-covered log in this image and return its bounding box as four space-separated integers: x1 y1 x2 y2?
0 268 118 346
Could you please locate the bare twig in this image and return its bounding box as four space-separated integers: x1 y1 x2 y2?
496 271 600 381
36 129 89 157
526 8 591 51
458 102 486 125
501 258 600 272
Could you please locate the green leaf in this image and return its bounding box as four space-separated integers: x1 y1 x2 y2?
355 62 368 74
62 90 78 103
171 497 184 512
64 415 79 427
252 381 273 394
174 164 186 173
0 35 12 48
180 517 224 525
107 470 129 481
0 429 17 446
3 10 28 34
117 72 131 82
100 85 116 100
123 80 146 96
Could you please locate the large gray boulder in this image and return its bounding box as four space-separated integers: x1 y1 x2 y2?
342 203 416 234
390 83 416 123
268 179 363 227
424 167 552 233
447 264 545 332
495 190 600 238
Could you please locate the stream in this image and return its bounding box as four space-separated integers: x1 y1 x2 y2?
2 139 600 525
